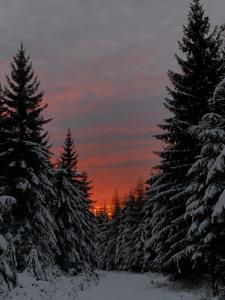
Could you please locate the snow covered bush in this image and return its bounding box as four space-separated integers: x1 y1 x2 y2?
0 234 17 297
25 248 46 280
5 234 17 275
0 196 17 296
78 270 99 291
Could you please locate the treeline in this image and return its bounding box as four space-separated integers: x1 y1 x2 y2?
0 45 97 296
96 179 147 273
96 0 225 296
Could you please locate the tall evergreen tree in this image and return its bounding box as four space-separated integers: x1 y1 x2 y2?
2 44 59 270
114 202 126 270
129 180 146 272
0 85 13 196
79 171 94 210
144 0 225 275
4 44 50 144
55 131 97 274
143 176 155 272
115 180 146 272
105 191 121 270
185 112 225 295
117 194 136 271
59 128 79 183
185 82 225 294
96 206 109 270
54 168 97 274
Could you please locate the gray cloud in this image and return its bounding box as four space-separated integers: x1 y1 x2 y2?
0 0 224 200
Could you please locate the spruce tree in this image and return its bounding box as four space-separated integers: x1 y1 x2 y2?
54 167 97 274
118 194 135 271
143 177 155 272
0 85 13 196
114 204 126 270
79 171 94 210
55 133 97 274
59 128 79 183
144 0 225 275
129 180 146 272
96 206 109 270
2 44 59 270
185 113 225 295
115 180 146 272
185 84 225 295
105 191 121 270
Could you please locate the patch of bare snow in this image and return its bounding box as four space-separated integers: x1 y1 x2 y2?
6 271 217 300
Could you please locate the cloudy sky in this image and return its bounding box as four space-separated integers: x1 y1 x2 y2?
0 0 224 205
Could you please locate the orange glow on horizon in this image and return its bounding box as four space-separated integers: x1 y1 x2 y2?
91 204 114 217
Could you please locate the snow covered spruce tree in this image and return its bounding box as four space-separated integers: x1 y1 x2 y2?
79 171 94 210
96 206 109 270
129 180 146 272
185 85 225 295
114 195 128 271
142 176 155 272
116 194 137 271
143 0 225 276
0 85 14 198
115 180 146 272
2 44 59 271
105 191 121 270
59 129 94 208
55 131 97 275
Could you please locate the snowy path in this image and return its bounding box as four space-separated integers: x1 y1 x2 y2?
77 271 206 300
7 271 209 300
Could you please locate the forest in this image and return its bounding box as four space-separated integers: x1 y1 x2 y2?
1 0 225 299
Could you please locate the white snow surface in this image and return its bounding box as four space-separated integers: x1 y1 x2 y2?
6 273 79 300
6 271 214 300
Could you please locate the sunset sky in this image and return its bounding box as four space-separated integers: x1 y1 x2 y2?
0 0 225 205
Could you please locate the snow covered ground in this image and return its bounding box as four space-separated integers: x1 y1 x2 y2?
77 271 211 300
6 274 79 300
6 271 214 300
